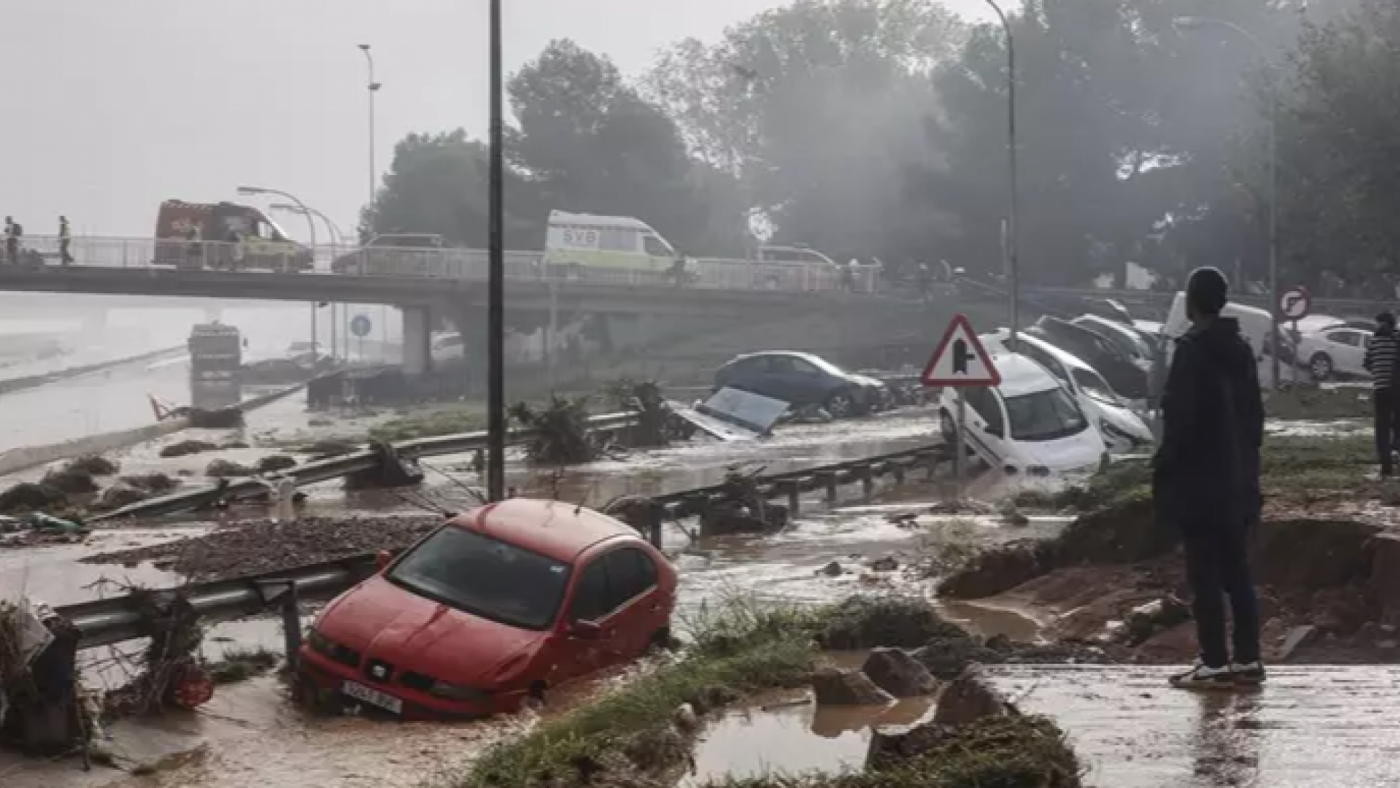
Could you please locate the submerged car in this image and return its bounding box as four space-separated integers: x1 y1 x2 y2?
1028 316 1148 400
298 498 677 720
988 330 1152 452
713 351 887 418
937 350 1108 477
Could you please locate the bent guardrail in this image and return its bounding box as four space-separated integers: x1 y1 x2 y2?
57 444 949 651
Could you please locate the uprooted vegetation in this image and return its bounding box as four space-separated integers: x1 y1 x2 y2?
608 377 692 447
509 396 601 465
461 595 1086 788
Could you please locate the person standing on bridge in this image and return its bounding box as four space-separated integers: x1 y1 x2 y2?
58 216 73 265
2 217 14 264
1154 267 1265 690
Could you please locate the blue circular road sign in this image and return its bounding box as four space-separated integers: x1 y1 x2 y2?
350 314 373 338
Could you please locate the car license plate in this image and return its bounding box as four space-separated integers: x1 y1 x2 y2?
342 680 403 714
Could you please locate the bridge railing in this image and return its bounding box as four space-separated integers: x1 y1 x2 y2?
5 235 882 295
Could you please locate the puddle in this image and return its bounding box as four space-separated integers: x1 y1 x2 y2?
681 693 934 785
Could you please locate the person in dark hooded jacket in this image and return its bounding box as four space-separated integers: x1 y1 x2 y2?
1154 267 1264 689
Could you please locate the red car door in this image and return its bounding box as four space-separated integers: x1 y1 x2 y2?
595 547 665 664
553 558 612 683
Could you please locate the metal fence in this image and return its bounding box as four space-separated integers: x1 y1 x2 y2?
6 235 881 295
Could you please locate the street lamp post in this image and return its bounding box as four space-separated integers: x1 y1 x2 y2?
272 203 347 358
985 0 1021 349
357 45 382 224
238 186 321 356
1174 16 1281 391
486 0 506 502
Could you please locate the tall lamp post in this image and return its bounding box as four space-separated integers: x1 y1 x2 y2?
272 202 347 358
238 185 321 355
486 0 506 502
984 0 1020 349
1175 16 1280 390
357 44 382 221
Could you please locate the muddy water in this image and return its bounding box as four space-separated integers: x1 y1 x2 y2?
680 694 934 786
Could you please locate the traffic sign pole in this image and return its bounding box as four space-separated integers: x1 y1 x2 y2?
1279 286 1310 389
954 390 966 498
921 313 1002 500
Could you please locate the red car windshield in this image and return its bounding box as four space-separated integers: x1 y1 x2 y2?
387 526 571 631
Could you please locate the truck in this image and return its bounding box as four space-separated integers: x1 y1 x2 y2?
154 200 313 272
188 322 243 410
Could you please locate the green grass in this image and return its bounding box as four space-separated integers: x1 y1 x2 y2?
462 595 957 788
206 646 279 684
1266 387 1372 420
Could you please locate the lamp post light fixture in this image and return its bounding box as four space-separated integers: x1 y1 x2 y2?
237 185 323 356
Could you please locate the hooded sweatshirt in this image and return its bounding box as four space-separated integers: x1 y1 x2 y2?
1152 317 1263 530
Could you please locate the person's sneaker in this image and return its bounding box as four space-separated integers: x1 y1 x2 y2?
1169 663 1235 690
1232 661 1267 686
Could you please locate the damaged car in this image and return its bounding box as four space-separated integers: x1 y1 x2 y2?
713 351 887 419
298 498 677 720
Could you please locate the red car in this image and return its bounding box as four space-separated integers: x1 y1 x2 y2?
297 498 677 720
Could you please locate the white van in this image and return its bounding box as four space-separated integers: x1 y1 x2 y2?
985 329 1153 452
937 351 1109 477
541 210 684 280
1161 292 1291 388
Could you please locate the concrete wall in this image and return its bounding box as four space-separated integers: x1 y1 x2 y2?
0 421 188 477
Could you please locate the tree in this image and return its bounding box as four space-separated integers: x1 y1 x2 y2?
509 40 748 256
360 130 539 247
645 0 966 266
1273 0 1400 290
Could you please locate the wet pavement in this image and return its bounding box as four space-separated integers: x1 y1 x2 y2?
988 663 1400 788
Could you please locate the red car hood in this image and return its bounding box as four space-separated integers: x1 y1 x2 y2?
320 576 545 686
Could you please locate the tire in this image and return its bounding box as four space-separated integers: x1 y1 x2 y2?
1309 352 1334 382
825 390 856 419
939 409 957 443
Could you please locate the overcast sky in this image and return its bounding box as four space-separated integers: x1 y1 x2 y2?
3 1 991 240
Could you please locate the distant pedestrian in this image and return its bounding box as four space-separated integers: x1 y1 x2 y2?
1364 311 1400 476
58 216 73 265
2 217 14 264
1154 267 1265 689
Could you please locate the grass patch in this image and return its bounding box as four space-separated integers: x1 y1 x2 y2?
207 646 279 684
703 715 1081 788
1266 387 1371 420
464 595 951 787
369 410 487 442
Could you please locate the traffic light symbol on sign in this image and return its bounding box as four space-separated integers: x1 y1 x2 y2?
951 339 969 375
920 313 1002 388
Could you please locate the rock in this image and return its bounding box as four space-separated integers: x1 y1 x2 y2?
673 702 700 732
810 667 894 707
206 459 256 478
1277 624 1318 661
865 719 945 771
937 541 1051 599
933 668 1010 726
255 454 298 474
97 484 149 511
818 561 844 577
912 635 998 680
861 648 937 698
868 556 900 572
160 440 218 458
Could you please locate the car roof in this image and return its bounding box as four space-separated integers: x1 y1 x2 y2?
987 351 1061 397
724 350 825 365
991 330 1096 375
452 498 639 563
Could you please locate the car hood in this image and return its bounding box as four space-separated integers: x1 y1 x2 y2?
1008 430 1106 474
319 576 545 686
1086 398 1153 443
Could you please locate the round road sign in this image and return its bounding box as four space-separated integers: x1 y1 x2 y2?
350 314 373 338
1279 287 1311 322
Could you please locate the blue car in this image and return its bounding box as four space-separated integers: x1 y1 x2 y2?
713 351 887 419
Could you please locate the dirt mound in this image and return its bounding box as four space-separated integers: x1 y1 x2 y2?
119 473 179 495
815 597 967 650
160 440 218 458
39 466 99 495
0 483 66 515
81 515 443 580
67 455 118 476
206 458 255 478
255 454 297 474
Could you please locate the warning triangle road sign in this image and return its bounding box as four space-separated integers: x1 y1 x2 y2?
921 313 1002 387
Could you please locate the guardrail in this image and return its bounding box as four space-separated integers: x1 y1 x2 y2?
7 234 881 295
57 444 948 650
88 411 644 522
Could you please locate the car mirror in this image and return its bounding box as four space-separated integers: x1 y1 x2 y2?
375 550 392 571
983 424 998 435
569 619 603 639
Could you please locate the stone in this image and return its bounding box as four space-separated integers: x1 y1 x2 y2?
933 667 1010 726
673 702 700 731
818 561 844 577
810 667 894 707
868 556 900 572
865 719 945 771
861 647 937 698
97 483 148 511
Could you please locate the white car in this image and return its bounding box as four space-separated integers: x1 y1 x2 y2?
937 351 1109 478
1296 326 1373 381
987 330 1153 452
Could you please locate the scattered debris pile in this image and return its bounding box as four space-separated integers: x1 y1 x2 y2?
695 463 789 537
344 442 425 490
102 589 214 719
159 439 219 459
509 396 600 465
0 513 88 548
610 378 692 446
0 598 89 756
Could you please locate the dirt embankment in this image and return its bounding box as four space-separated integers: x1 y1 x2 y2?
82 515 444 580
942 435 1400 664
